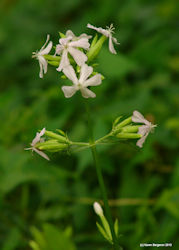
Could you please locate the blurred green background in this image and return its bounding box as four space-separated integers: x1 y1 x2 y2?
0 0 179 249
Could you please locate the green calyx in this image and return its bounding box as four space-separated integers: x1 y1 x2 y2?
87 35 107 62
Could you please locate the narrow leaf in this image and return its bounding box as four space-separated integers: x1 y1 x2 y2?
96 222 112 244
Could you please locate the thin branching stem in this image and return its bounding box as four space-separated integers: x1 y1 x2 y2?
84 100 120 250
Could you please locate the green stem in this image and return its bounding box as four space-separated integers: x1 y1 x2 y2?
71 141 89 147
85 100 119 250
95 132 113 144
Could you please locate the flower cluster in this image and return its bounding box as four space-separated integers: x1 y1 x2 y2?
32 24 119 98
28 24 156 160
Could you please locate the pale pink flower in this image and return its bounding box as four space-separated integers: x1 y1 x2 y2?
132 111 156 148
87 23 119 54
25 128 50 161
55 31 91 72
32 35 53 78
61 64 102 98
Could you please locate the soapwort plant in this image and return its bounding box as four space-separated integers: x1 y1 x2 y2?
27 23 156 249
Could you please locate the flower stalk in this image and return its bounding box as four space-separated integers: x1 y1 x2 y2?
84 100 120 250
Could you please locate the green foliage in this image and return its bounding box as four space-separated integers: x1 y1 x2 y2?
0 0 178 249
30 224 76 250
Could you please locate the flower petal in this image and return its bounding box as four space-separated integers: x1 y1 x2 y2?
109 35 117 54
39 60 44 78
31 128 46 146
80 87 96 98
59 36 72 45
79 33 92 39
138 125 149 136
62 65 78 85
33 147 50 161
39 56 48 77
55 44 63 55
68 38 90 50
41 34 50 51
112 37 120 45
87 23 109 37
40 41 53 55
132 110 148 124
136 133 149 148
68 47 87 66
84 74 102 87
39 128 46 137
79 64 93 83
57 50 70 72
66 30 75 38
61 85 77 98
38 56 47 78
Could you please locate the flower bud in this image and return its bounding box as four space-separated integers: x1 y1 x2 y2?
37 140 68 152
43 55 61 67
93 202 103 216
44 55 61 61
121 125 140 133
90 34 98 48
87 35 107 62
116 133 141 139
112 117 132 134
47 61 59 67
45 130 68 143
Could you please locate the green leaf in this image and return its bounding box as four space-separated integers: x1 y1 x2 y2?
114 218 119 238
29 241 41 250
30 227 46 249
96 222 112 244
100 215 112 241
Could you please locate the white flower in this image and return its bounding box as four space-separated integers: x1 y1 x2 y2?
25 128 50 161
61 64 102 98
87 23 120 54
93 202 103 216
132 111 157 148
32 35 53 78
55 31 91 72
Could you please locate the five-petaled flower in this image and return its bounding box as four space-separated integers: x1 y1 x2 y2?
87 23 120 54
32 35 53 78
55 31 91 72
132 111 157 148
25 128 50 160
61 64 102 98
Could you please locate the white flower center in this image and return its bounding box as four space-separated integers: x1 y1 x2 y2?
77 82 83 89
